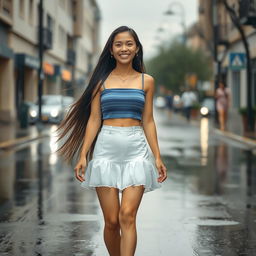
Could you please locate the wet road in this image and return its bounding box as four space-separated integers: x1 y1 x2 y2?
0 109 256 256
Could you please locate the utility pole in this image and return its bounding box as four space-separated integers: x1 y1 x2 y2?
38 0 44 124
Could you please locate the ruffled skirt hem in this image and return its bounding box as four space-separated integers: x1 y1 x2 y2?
80 158 161 193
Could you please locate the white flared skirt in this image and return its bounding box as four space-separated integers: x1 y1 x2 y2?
80 125 161 193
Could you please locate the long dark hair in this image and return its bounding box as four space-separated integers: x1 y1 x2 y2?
56 26 146 163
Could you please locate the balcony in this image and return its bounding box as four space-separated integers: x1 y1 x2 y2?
0 0 13 26
67 49 76 66
239 0 256 26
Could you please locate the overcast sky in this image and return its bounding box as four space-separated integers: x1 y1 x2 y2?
96 0 198 60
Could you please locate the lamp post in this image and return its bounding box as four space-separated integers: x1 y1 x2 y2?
38 0 44 124
164 2 186 44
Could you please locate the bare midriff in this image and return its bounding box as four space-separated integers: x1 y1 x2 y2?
103 118 142 127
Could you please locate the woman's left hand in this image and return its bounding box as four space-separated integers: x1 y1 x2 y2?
155 158 167 183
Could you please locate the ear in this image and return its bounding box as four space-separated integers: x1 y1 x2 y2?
136 47 139 54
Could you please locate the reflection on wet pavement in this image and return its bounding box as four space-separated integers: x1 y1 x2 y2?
0 111 256 255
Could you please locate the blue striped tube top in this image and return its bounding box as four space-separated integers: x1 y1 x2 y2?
100 88 145 120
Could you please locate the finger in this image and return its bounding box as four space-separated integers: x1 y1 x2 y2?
75 173 83 182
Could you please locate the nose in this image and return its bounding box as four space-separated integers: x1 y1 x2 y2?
121 44 128 51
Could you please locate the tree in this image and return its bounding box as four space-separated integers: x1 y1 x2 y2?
146 41 212 94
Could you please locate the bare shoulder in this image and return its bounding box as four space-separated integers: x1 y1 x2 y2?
144 73 155 83
143 73 155 92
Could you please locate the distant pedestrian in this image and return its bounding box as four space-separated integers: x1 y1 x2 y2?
165 90 173 118
165 90 173 110
215 81 230 131
56 26 167 256
181 88 197 122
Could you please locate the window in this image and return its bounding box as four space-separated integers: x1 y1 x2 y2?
47 14 53 31
29 0 34 25
19 0 25 18
59 26 66 49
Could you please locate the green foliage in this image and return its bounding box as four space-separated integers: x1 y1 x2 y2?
239 106 256 116
145 41 212 94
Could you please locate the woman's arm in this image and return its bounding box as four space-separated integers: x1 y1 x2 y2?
79 84 102 159
142 75 161 159
142 74 167 183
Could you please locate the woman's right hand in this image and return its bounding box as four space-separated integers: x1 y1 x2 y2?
74 157 87 182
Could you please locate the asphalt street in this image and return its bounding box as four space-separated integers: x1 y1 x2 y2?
0 109 255 256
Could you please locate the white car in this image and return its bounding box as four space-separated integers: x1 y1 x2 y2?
29 95 74 124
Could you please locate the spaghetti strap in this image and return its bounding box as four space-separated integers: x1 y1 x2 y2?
141 73 144 90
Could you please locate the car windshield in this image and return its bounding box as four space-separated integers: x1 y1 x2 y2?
36 96 62 105
202 99 214 109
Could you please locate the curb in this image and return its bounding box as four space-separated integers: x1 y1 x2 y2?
213 128 256 149
0 133 50 150
181 115 256 148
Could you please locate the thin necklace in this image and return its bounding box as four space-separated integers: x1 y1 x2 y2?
111 71 137 82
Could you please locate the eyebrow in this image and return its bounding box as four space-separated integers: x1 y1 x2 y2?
114 40 134 43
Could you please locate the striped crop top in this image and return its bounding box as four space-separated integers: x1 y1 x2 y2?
100 73 145 120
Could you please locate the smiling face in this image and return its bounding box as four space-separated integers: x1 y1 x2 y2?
111 31 139 64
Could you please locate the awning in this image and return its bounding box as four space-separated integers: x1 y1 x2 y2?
43 62 54 75
15 54 39 70
61 69 72 82
54 65 72 82
0 44 14 59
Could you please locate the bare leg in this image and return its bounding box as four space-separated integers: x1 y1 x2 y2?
96 187 121 256
218 109 225 131
224 110 228 129
119 185 145 256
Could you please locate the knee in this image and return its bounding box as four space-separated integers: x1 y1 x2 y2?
119 207 136 228
105 217 120 231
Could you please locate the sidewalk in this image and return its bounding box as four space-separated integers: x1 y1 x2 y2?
164 109 256 150
0 121 51 150
210 109 256 149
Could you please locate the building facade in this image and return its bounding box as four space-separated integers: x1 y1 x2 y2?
198 0 256 111
0 0 101 122
216 0 256 111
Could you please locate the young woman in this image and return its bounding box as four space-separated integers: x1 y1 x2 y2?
215 81 230 131
57 26 167 256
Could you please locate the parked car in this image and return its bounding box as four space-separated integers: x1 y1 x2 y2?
28 95 74 124
200 97 215 117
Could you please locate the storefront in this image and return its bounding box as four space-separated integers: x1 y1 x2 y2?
0 43 15 122
15 54 39 109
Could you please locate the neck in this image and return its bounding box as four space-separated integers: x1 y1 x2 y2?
114 62 134 75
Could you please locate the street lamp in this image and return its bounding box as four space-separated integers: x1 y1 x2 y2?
164 2 186 44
